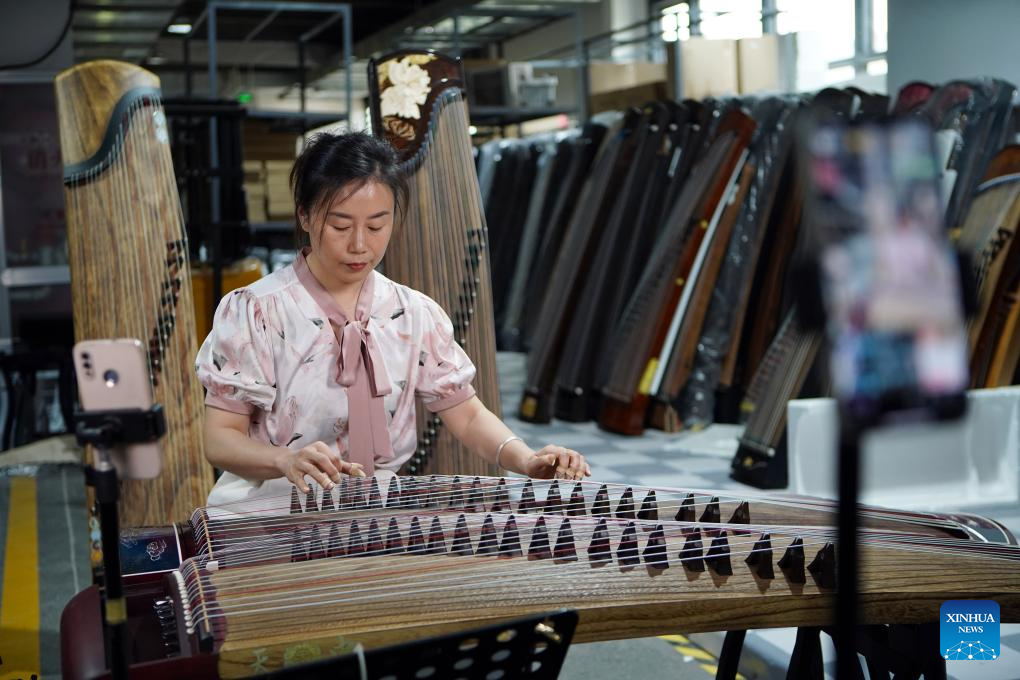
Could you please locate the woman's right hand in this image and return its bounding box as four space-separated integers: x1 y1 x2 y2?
276 441 365 493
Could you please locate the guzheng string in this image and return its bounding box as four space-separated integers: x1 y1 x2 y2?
189 476 970 538
58 62 211 525
186 512 1010 577
381 83 499 477
175 512 1019 637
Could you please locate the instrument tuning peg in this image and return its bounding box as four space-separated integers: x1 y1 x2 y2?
386 476 401 509
477 514 499 555
519 479 537 513
545 480 563 514
451 514 473 556
643 524 670 569
366 519 385 554
553 518 578 562
807 542 836 589
592 484 611 517
528 516 552 559
745 532 775 580
778 537 806 584
305 487 318 513
567 482 586 517
327 523 345 558
616 487 636 520
308 529 328 561
637 489 658 521
406 516 426 553
448 476 464 509
728 501 751 525
499 515 523 558
490 477 511 513
289 487 303 514
617 522 640 566
586 517 612 564
347 520 366 556
321 485 336 512
465 476 484 513
675 493 696 523
368 477 383 509
426 516 447 554
706 530 733 575
699 497 721 524
384 516 404 554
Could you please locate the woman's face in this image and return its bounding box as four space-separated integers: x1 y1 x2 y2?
301 180 395 289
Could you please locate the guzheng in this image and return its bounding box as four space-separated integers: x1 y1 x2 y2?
61 475 1020 679
368 50 500 478
55 60 213 526
598 109 756 436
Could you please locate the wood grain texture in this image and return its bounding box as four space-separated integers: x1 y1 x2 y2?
55 60 213 526
55 60 159 166
196 514 1019 677
369 52 500 478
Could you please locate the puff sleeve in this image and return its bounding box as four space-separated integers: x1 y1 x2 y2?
415 296 477 412
195 289 278 415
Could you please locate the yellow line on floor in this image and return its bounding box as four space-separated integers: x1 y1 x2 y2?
660 634 747 680
0 477 40 680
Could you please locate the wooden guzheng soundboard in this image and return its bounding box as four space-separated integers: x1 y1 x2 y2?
61 475 1020 679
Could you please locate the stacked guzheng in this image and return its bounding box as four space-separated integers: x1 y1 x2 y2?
492 78 1020 489
60 474 1020 678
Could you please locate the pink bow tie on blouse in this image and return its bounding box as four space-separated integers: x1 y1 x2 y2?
294 250 394 474
331 316 394 473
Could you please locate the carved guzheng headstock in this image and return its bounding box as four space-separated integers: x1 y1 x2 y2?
55 60 212 526
366 51 500 479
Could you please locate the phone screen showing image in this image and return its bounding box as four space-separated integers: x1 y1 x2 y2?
807 119 968 422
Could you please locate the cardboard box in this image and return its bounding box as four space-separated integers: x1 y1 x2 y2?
589 62 667 96
589 81 669 114
737 34 782 94
666 37 739 100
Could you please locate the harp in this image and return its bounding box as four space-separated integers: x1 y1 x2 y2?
60 475 1020 679
54 60 212 526
367 51 499 478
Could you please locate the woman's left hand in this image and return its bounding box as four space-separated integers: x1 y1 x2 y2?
524 445 591 480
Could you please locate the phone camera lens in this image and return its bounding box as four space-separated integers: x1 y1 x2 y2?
103 369 119 387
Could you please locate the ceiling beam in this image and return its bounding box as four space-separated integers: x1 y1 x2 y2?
75 2 181 10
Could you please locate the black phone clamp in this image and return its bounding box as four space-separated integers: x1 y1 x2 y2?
74 405 167 449
74 404 167 680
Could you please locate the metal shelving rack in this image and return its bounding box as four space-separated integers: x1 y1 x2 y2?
196 0 354 306
381 3 591 128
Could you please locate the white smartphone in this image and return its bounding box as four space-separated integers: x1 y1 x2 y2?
73 338 162 479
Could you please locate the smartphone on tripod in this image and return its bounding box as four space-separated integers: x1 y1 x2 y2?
73 338 162 478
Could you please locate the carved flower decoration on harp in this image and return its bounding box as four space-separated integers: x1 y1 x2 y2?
380 58 430 120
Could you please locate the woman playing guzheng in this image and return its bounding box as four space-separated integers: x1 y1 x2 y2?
196 131 589 507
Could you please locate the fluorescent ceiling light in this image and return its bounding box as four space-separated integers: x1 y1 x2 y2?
167 23 192 35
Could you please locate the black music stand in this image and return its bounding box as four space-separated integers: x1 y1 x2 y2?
75 405 168 680
255 610 579 680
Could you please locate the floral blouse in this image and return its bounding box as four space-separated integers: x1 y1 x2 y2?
195 252 476 507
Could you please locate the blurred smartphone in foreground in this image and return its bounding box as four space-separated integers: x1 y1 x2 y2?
73 338 162 479
806 119 968 423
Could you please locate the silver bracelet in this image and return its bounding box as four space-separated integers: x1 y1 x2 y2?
495 435 524 470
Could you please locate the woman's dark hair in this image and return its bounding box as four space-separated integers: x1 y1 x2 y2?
289 130 409 247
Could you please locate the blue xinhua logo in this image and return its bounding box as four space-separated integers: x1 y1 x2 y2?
940 600 1000 661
